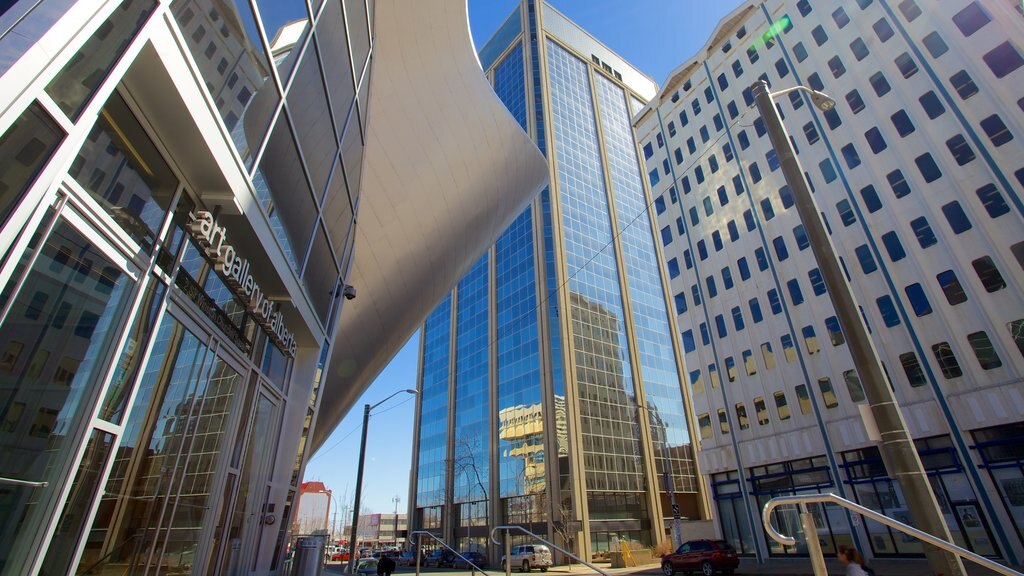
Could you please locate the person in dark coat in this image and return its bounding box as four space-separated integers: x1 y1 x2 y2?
377 553 397 576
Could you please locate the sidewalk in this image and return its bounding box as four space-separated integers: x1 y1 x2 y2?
324 558 1016 576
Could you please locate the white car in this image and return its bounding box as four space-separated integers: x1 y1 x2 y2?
501 544 552 572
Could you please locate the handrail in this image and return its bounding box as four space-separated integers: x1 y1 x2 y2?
490 525 611 576
0 476 47 487
408 530 491 575
762 493 1023 576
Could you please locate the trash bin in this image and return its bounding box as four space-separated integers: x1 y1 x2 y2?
291 537 325 576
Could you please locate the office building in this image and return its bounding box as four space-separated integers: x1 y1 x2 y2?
0 0 545 574
409 0 711 562
634 0 1024 564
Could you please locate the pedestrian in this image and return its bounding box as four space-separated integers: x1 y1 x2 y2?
378 553 397 576
839 546 873 576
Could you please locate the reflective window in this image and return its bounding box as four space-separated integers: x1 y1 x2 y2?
774 392 790 420
967 331 1001 370
984 42 1024 79
802 325 819 355
843 370 865 402
877 295 901 327
171 0 279 166
932 341 963 378
69 92 178 252
881 231 906 262
795 384 812 415
819 378 839 408
905 283 932 316
0 102 64 226
900 352 927 387
972 256 1006 292
1 219 135 572
919 91 945 119
860 185 881 213
46 0 157 120
950 69 979 100
976 184 1010 218
953 2 991 37
288 50 337 199
257 116 315 270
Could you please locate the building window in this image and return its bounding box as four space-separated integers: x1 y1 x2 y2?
980 115 1013 146
781 335 797 363
820 159 837 183
774 392 790 420
936 270 967 305
819 378 839 408
864 127 887 154
843 370 866 402
718 409 730 435
983 42 1024 78
860 185 882 212
915 153 942 182
809 268 826 295
950 69 979 100
855 244 877 274
812 25 828 46
932 342 963 378
888 169 911 198
896 52 919 78
795 385 812 415
910 216 937 248
707 276 718 299
775 58 789 78
774 235 789 261
972 256 1006 292
728 220 739 241
881 231 906 262
735 403 750 430
723 266 734 289
846 90 866 114
738 257 751 280
829 56 847 78
823 108 842 130
905 283 932 316
923 31 948 58
946 135 976 166
941 201 972 234
850 38 869 61
674 292 687 314
761 342 776 370
891 110 916 137
1007 320 1024 359
797 0 812 16
919 91 945 119
953 2 991 37
873 18 894 42
661 226 672 246
698 414 712 439
768 289 782 315
841 143 861 169
793 225 809 250
787 279 803 306
968 331 1002 369
712 230 724 252
870 71 891 97
757 248 770 273
826 316 844 346
743 350 756 376
683 330 696 353
794 42 808 62
976 184 1010 218
803 325 820 354
803 122 820 145
899 352 927 387
899 0 922 21
726 357 737 382
877 295 901 327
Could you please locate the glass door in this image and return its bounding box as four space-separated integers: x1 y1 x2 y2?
0 207 139 575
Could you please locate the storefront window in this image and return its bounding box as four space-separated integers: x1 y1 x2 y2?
68 91 177 252
77 314 242 574
975 423 1024 546
0 218 135 573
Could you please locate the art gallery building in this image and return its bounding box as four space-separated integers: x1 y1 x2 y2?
0 0 545 574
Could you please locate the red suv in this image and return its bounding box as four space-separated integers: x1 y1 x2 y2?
661 540 738 576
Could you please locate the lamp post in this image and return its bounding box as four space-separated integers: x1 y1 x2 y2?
751 80 964 576
348 389 419 573
392 495 401 548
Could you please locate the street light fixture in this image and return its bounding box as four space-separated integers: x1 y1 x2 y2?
751 80 964 576
347 388 419 573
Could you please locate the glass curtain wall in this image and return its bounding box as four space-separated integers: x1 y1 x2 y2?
415 297 452 533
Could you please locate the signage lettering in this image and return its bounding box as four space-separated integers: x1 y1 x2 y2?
188 211 298 357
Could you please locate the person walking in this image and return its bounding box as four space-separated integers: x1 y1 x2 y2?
377 553 397 576
839 546 872 576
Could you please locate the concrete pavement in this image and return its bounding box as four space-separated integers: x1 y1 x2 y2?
323 557 1017 576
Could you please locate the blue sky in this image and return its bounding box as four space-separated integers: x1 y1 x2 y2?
303 0 744 519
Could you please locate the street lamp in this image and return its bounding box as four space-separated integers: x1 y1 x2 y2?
751 80 965 576
348 389 419 573
392 494 401 548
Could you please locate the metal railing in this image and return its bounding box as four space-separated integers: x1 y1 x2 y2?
762 493 1023 576
409 530 490 575
489 525 610 576
0 476 47 487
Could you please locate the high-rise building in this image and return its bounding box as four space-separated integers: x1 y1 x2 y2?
634 0 1024 564
0 1 544 574
409 0 710 561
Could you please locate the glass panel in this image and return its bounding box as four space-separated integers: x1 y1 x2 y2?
76 315 214 573
316 1 356 136
303 223 338 325
254 0 309 82
170 0 279 167
257 115 315 270
37 429 115 575
345 0 370 81
100 277 165 423
45 0 157 120
340 95 365 206
0 219 134 572
288 41 336 200
69 91 178 252
0 102 64 227
322 156 354 258
0 0 76 76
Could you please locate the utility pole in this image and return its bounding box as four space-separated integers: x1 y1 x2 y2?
752 79 965 576
393 495 401 547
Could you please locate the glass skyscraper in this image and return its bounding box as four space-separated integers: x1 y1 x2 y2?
410 1 708 560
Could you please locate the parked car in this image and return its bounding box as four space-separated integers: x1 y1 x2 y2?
355 558 379 576
331 550 351 562
424 549 456 568
661 540 738 576
397 550 419 566
500 544 552 572
452 551 488 569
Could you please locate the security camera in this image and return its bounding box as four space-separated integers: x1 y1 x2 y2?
343 284 357 300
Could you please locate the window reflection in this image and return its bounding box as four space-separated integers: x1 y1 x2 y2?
171 0 279 167
254 0 309 81
69 91 177 252
0 219 134 572
0 101 64 227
